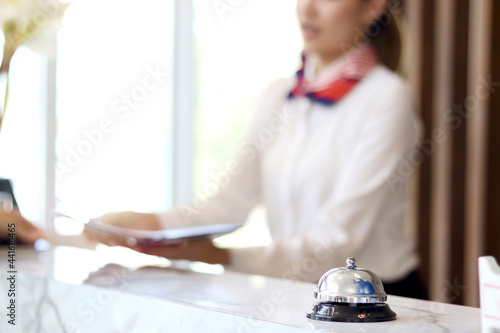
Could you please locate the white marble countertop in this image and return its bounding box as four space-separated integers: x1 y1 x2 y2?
0 245 481 332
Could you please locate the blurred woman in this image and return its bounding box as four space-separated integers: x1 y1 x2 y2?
86 0 426 299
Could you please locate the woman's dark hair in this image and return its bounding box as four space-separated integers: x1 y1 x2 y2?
367 9 402 72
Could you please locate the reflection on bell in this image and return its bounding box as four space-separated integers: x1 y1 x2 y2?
306 257 397 323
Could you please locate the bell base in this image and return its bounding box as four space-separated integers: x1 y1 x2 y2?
306 302 397 323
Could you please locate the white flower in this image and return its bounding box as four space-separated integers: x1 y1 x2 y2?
0 0 69 130
0 0 69 65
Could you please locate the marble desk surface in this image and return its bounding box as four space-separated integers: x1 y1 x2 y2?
0 245 481 332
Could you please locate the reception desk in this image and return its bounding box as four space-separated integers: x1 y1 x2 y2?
0 245 481 332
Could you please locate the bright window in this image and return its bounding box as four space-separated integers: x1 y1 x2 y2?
0 46 43 223
55 0 173 233
193 0 302 246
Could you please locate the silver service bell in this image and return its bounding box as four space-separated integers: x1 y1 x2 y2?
306 257 397 322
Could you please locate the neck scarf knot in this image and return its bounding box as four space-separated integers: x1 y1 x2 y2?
288 44 380 106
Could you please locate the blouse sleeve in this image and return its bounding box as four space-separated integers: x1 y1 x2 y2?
226 82 422 282
156 78 291 229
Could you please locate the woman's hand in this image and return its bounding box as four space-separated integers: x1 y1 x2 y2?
83 211 161 247
83 211 230 265
133 238 230 265
97 211 161 230
0 210 46 244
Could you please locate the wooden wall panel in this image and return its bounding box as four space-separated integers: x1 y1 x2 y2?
429 0 454 304
465 0 491 307
415 0 436 298
485 0 500 261
448 0 470 306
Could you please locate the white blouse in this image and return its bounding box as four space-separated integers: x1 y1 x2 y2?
158 61 422 283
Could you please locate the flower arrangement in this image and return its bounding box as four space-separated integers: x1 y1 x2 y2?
0 0 69 130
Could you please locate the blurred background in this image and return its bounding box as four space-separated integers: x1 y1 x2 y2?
0 0 498 307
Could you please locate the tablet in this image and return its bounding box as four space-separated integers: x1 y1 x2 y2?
84 220 240 246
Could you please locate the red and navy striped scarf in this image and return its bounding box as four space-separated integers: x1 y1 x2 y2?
288 44 380 106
